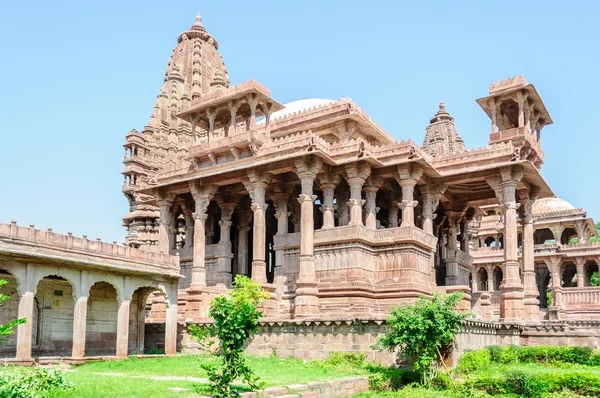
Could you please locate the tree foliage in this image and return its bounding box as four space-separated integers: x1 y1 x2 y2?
590 222 600 243
374 292 469 384
190 275 269 398
0 279 26 343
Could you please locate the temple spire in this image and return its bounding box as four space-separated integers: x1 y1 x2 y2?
422 101 467 157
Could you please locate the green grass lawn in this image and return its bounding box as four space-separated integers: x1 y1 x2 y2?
45 354 370 398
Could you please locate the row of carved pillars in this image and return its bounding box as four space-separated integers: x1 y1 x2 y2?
14 267 177 360
155 160 429 318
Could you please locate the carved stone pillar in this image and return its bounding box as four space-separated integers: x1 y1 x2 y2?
273 192 290 289
396 165 423 227
344 163 371 227
183 209 194 248
444 211 464 286
544 256 563 319
421 183 446 235
336 189 350 226
521 189 540 321
16 292 34 360
487 166 525 322
576 221 587 244
364 177 382 229
294 157 322 317
189 183 218 290
156 193 175 254
550 226 564 244
216 202 236 287
237 210 252 277
486 265 495 292
575 257 585 288
116 299 130 357
245 170 272 284
319 172 340 229
388 198 399 228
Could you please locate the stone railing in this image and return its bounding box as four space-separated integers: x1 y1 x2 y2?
188 127 270 157
0 221 179 271
205 242 233 257
561 287 600 307
489 126 544 160
274 225 437 250
172 245 193 260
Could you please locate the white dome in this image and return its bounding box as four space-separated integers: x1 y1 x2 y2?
532 198 576 215
269 98 335 121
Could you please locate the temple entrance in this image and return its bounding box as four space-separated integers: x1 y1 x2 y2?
476 268 488 291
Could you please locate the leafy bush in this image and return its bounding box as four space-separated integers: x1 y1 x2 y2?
0 366 72 398
374 292 468 384
590 271 599 287
145 347 164 355
468 369 600 397
456 349 491 373
189 275 269 398
486 345 518 364
464 345 600 368
0 280 26 342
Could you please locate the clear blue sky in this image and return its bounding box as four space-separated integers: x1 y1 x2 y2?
1 1 598 243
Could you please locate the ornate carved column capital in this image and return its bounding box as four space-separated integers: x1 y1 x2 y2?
399 200 418 210
250 203 269 212
348 198 366 207
192 212 209 222
298 194 318 204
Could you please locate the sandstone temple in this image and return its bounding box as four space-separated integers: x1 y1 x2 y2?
2 14 599 362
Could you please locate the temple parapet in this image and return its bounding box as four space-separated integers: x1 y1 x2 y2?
0 221 180 274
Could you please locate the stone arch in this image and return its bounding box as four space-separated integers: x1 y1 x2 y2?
585 261 599 286
129 285 171 355
484 236 496 247
84 275 124 304
560 227 577 245
534 228 554 244
493 266 503 290
32 268 80 300
85 281 119 356
34 275 75 356
476 267 488 291
561 262 577 287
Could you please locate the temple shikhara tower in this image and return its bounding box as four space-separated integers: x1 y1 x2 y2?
1 14 599 362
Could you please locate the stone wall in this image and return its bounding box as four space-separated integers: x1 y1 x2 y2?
178 319 600 367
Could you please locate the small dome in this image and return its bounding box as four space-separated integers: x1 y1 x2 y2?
532 198 576 215
270 98 334 120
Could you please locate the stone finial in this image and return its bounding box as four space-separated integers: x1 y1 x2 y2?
193 12 204 29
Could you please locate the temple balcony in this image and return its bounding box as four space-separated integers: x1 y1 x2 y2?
489 126 545 164
273 225 437 251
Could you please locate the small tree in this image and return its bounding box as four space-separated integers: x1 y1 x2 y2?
0 279 26 342
190 275 269 398
374 292 468 384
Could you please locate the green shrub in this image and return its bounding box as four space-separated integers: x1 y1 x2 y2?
468 369 600 397
487 345 518 364
323 352 366 368
457 349 491 373
189 276 269 398
374 292 468 384
0 366 72 398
